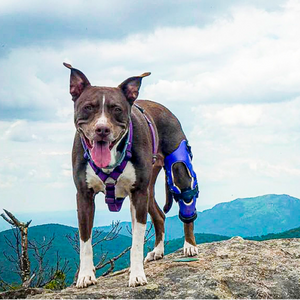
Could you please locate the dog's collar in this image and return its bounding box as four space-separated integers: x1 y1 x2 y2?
81 121 133 212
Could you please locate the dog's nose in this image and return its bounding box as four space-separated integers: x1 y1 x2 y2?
95 125 111 137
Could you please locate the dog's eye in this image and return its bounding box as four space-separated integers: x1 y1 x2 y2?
84 105 93 112
114 107 122 114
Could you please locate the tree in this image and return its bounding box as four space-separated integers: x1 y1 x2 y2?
0 209 31 285
0 209 70 290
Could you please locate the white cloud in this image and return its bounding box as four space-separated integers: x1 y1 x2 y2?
189 96 300 206
143 2 300 104
4 120 38 142
2 0 300 123
201 105 263 127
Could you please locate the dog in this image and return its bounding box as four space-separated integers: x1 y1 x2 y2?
64 63 199 288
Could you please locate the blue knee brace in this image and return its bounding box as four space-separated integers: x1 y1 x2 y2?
164 140 199 223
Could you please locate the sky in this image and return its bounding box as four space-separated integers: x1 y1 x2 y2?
1 0 300 227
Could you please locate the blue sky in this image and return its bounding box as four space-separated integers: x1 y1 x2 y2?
1 0 300 227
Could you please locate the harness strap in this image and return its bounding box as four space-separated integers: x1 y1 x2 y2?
81 121 133 212
134 104 157 164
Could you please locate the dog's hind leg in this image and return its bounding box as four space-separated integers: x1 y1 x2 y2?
183 222 198 256
172 162 199 257
145 163 166 263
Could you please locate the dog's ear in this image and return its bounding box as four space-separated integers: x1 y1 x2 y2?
63 63 91 101
118 72 151 105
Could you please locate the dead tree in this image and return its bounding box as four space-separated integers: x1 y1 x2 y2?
28 235 70 288
0 209 32 285
0 209 70 290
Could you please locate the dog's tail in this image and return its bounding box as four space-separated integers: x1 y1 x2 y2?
163 176 174 214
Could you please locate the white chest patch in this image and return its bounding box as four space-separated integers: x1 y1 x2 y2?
85 161 136 198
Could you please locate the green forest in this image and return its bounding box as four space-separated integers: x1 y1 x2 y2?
1 222 300 289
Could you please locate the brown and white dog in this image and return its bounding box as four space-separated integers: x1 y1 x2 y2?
64 63 198 288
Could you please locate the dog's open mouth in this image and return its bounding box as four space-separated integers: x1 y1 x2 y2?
83 136 113 168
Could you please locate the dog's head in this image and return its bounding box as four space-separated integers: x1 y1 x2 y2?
64 63 150 168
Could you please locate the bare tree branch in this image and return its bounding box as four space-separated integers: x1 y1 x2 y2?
1 210 31 283
92 221 122 247
28 234 57 287
102 260 115 277
22 273 36 288
95 246 131 273
144 222 155 243
0 213 14 226
0 277 14 291
1 210 70 290
66 231 80 254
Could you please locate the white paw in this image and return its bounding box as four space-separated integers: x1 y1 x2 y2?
128 271 148 287
184 241 199 257
76 269 97 288
144 247 164 263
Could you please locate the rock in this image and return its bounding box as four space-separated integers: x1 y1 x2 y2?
0 288 44 299
18 238 300 298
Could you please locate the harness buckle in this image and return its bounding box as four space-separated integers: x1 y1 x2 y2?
126 149 132 160
83 151 90 161
152 155 157 164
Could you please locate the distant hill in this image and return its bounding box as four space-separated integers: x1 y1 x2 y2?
191 194 300 237
97 194 300 239
247 225 300 241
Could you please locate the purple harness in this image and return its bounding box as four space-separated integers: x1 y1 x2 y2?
81 105 157 212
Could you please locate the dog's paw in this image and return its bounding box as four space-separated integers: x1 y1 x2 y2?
76 270 97 288
184 241 199 257
144 248 164 263
128 271 148 287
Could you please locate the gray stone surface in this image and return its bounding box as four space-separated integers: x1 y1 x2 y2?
12 237 300 298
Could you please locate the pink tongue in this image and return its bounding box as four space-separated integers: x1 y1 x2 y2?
91 142 111 168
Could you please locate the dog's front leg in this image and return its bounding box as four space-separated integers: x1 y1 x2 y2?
76 191 97 288
129 191 148 287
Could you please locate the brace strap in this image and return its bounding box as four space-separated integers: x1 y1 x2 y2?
164 140 198 195
173 185 199 203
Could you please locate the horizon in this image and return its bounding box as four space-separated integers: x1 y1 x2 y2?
0 193 298 232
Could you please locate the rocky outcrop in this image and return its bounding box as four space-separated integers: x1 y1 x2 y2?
8 237 300 299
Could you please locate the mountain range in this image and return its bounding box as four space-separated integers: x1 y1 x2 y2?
1 194 300 240
1 193 300 288
99 194 300 239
